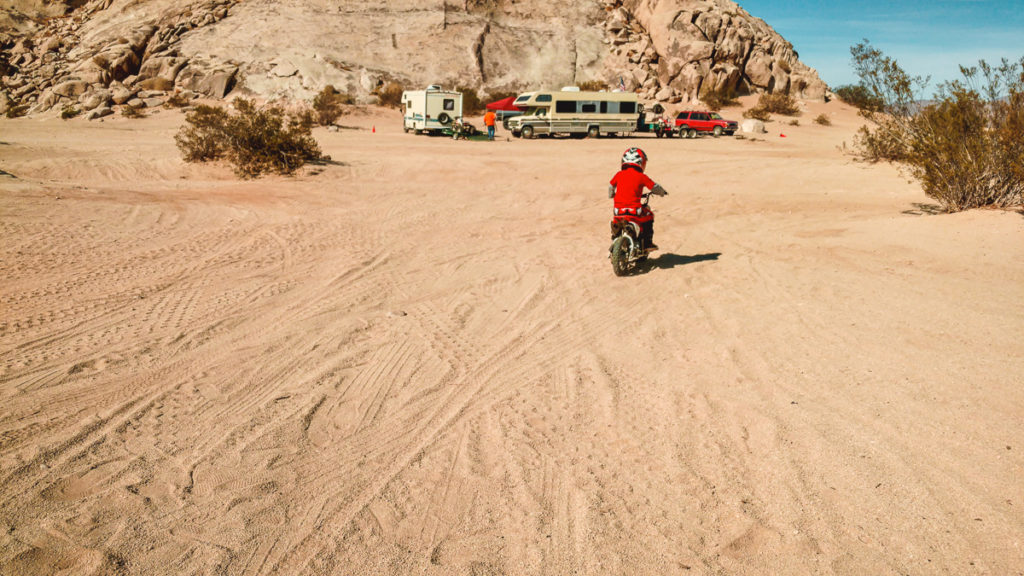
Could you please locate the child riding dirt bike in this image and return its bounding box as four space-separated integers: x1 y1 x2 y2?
609 147 668 252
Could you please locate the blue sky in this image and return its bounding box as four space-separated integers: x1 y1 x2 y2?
737 0 1024 91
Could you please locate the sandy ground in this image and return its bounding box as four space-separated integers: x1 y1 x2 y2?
1 99 1023 576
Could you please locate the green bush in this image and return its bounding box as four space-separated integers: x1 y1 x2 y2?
850 40 1024 210
61 106 81 120
175 99 323 178
312 85 353 126
833 84 884 112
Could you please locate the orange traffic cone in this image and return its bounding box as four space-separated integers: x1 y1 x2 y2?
372 125 376 133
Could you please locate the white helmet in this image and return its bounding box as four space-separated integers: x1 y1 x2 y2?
621 147 648 171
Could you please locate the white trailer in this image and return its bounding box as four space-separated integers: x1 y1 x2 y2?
402 85 463 134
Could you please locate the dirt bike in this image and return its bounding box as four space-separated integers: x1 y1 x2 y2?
609 192 659 276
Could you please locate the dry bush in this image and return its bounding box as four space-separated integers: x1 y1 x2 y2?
788 119 800 126
814 113 832 126
61 105 81 119
700 86 740 111
121 104 146 118
164 91 191 108
757 92 801 115
851 40 1024 210
577 80 606 91
175 99 323 178
457 86 484 115
311 85 352 126
742 106 771 121
375 82 404 108
5 103 28 118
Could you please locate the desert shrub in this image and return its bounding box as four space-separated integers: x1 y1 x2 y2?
814 113 832 126
757 92 801 115
175 99 323 178
175 105 228 161
742 106 771 121
851 40 1024 210
700 85 740 111
577 80 606 91
833 84 884 112
457 86 484 115
375 82 404 108
788 119 800 126
61 106 81 119
164 91 191 108
5 103 28 118
121 104 146 118
311 85 353 126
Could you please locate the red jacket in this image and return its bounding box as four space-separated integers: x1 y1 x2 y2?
610 167 655 220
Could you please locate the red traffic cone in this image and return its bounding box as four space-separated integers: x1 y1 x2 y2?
780 133 786 138
372 125 376 133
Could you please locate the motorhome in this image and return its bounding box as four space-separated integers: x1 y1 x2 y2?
506 89 642 138
402 86 463 134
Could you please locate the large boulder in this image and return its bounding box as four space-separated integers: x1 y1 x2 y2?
176 63 238 98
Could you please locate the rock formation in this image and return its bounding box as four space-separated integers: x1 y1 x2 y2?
0 0 828 117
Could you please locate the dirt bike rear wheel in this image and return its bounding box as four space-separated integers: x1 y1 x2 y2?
610 236 630 276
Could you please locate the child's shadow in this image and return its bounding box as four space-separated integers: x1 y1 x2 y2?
645 252 720 271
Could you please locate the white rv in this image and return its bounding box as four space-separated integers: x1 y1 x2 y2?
402 85 463 134
507 89 641 138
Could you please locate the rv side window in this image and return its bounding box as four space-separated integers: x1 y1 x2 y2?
443 99 455 111
536 94 552 103
600 102 608 114
581 102 597 113
620 102 636 114
555 100 576 113
514 95 531 105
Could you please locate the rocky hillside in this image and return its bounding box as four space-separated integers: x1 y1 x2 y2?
1 0 828 117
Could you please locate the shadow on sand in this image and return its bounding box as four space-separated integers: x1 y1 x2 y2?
902 202 945 215
642 252 721 272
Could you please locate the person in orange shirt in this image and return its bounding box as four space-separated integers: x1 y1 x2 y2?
483 109 496 141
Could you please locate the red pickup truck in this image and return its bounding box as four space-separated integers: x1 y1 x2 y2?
674 111 738 137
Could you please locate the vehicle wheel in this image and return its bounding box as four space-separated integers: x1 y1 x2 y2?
713 125 723 137
521 125 535 139
687 129 698 139
587 125 600 138
503 118 511 130
403 124 410 133
679 125 690 138
610 236 630 277
656 131 664 138
438 112 452 125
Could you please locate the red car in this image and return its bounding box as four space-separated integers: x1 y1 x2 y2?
674 110 738 137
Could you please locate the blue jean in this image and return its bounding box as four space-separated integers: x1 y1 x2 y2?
487 125 495 140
